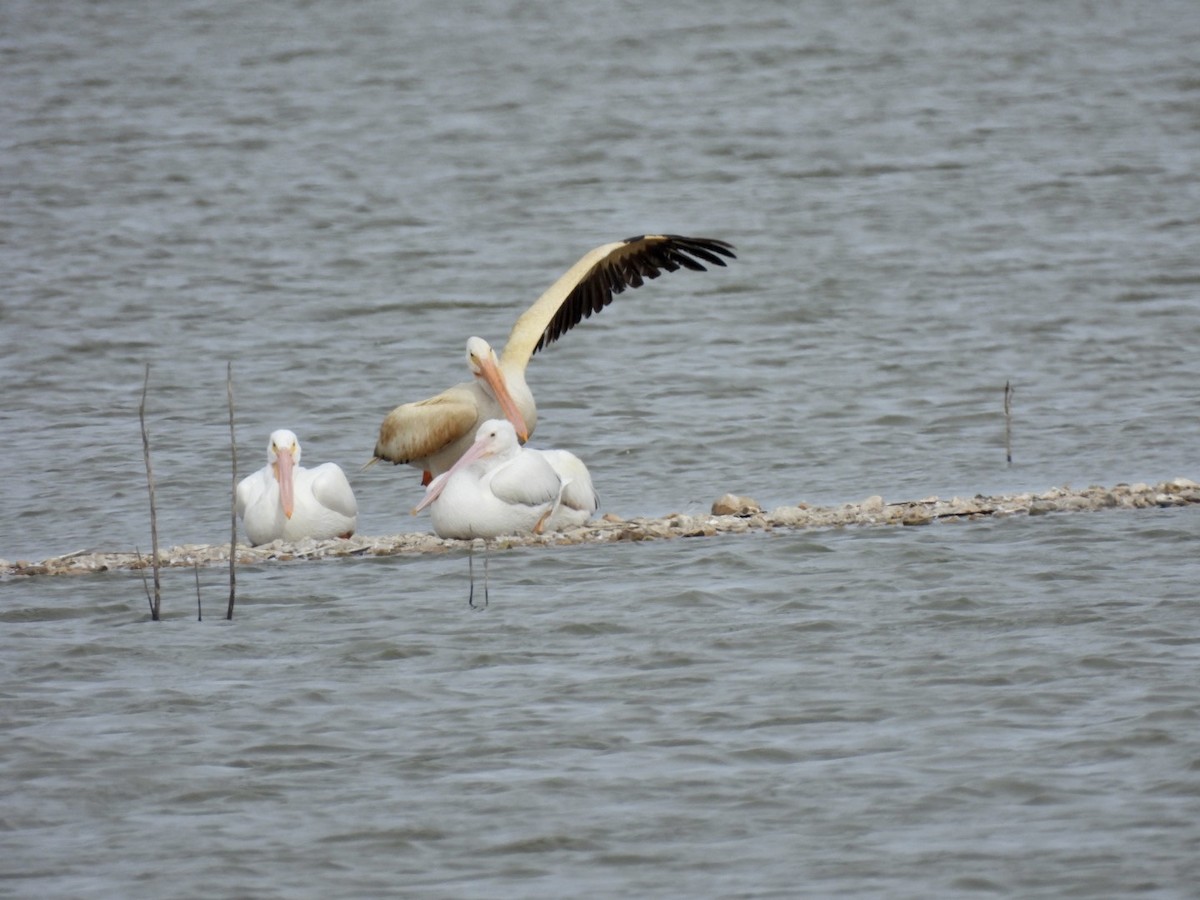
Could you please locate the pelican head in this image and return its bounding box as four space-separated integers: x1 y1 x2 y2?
411 419 519 516
466 336 529 442
469 418 520 457
267 428 299 519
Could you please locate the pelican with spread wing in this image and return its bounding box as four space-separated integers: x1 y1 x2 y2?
372 234 735 483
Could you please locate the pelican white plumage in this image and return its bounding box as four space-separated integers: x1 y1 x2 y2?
236 429 358 546
373 234 734 483
412 419 568 538
536 448 598 531
411 419 597 606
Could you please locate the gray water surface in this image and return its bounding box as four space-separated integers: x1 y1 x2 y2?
3 1 1200 897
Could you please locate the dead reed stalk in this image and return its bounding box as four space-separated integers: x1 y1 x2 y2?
139 364 162 620
1004 381 1014 466
226 361 237 620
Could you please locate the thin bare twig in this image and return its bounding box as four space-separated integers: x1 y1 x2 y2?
135 547 153 617
139 364 162 620
226 361 237 621
195 561 202 621
1004 381 1014 466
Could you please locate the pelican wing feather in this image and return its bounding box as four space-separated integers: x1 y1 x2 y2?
500 234 736 367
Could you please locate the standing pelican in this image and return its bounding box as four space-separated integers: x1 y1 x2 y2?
373 234 735 483
236 429 358 546
411 419 596 606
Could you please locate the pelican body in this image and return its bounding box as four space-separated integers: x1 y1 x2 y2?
412 419 597 538
374 234 735 483
236 429 358 546
411 420 596 607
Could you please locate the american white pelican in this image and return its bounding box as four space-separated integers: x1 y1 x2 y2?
411 419 597 606
373 234 735 483
412 419 569 538
236 429 358 546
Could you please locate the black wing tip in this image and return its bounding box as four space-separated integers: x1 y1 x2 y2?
533 233 736 356
620 233 737 264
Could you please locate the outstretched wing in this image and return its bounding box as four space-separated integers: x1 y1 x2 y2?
500 234 736 367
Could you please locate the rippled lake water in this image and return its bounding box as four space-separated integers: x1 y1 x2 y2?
3 0 1200 896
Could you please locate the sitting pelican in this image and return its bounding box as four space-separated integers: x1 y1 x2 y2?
236 429 358 546
411 419 597 606
373 234 735 483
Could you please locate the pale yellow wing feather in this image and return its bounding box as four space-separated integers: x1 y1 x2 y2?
373 386 480 465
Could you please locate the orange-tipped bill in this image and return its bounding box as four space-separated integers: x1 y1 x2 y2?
275 446 296 519
475 356 529 442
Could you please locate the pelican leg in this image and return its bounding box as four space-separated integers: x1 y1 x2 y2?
468 541 489 610
483 542 490 609
467 545 477 608
533 506 555 535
